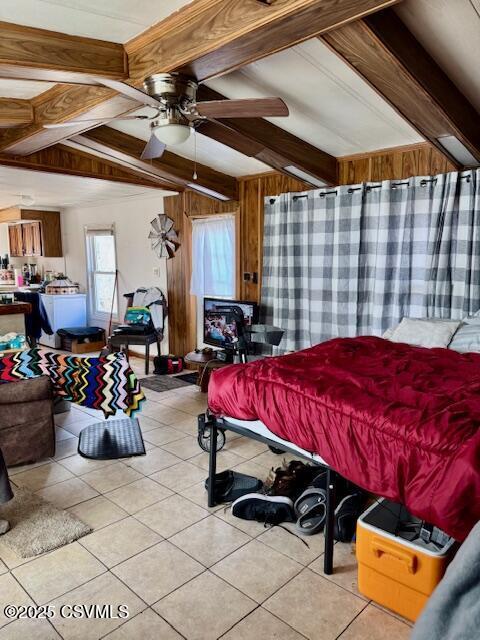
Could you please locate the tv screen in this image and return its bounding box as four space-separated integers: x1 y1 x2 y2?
203 298 258 349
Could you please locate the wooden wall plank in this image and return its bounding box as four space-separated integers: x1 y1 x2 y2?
338 142 456 184
0 143 173 190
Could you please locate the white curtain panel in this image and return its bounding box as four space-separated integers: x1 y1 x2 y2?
262 169 480 352
190 215 235 297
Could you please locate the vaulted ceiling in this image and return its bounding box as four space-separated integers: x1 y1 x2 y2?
0 0 478 207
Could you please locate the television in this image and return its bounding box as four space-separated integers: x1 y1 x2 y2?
203 297 259 349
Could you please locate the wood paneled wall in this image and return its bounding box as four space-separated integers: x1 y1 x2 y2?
238 173 310 302
338 142 456 185
165 142 456 356
164 191 239 357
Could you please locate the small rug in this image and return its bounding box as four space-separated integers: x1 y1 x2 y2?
0 487 92 558
174 372 198 385
139 372 197 392
78 418 145 460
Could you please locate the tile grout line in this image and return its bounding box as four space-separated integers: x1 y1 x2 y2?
217 602 311 640
334 599 370 639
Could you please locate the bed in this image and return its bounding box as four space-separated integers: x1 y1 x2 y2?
207 336 480 550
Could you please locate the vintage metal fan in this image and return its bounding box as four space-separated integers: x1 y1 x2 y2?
149 214 180 259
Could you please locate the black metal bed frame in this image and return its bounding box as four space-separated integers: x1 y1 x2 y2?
202 413 338 575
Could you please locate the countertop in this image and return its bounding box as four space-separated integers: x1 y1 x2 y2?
0 302 32 316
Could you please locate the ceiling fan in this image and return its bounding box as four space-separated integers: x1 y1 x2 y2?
43 73 289 160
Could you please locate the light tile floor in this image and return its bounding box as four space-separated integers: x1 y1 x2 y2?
0 358 413 639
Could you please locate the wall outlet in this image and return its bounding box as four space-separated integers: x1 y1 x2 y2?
153 267 161 277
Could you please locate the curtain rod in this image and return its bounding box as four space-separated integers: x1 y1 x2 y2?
267 173 473 202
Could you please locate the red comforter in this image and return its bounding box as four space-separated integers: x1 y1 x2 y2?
209 336 480 540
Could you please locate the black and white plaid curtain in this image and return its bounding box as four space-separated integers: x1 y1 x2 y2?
261 169 480 352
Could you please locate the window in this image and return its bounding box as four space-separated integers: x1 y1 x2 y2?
190 216 235 297
85 226 118 319
190 215 236 348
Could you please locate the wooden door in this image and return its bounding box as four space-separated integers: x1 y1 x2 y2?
8 225 24 257
23 223 33 256
30 222 42 256
22 222 42 256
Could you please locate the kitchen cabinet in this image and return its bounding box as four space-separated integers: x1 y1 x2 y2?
8 225 24 257
1 208 62 257
22 222 42 257
8 222 42 257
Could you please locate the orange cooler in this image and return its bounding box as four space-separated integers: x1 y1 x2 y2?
356 500 455 622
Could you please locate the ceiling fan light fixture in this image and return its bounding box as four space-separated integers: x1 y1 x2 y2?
153 123 191 146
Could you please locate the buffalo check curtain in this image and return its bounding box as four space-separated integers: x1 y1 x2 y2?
261 170 480 352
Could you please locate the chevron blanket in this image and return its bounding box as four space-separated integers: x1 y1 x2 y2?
0 348 145 417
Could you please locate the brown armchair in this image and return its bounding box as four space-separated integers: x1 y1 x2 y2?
0 377 55 466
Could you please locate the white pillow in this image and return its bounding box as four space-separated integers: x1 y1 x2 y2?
461 315 480 325
382 326 397 340
449 323 480 353
389 318 461 349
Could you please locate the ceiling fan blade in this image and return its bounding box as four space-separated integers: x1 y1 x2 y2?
98 79 163 109
43 115 152 129
141 134 167 160
195 97 289 119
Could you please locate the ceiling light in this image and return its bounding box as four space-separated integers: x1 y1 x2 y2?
153 123 191 146
187 183 230 201
283 165 328 188
19 195 35 206
436 136 479 166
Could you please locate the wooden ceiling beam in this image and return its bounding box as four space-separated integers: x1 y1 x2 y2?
322 9 480 164
0 98 33 127
0 86 137 155
0 21 127 83
71 126 238 200
197 86 338 184
0 143 176 190
126 0 401 83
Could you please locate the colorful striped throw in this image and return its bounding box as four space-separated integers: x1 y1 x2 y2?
0 348 145 417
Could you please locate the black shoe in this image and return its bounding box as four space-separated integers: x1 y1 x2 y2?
204 471 263 503
267 462 326 502
334 493 367 542
232 493 295 525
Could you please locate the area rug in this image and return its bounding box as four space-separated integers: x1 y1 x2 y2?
0 487 92 558
174 372 198 384
139 372 197 392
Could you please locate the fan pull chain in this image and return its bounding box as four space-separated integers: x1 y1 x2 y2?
193 128 198 181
